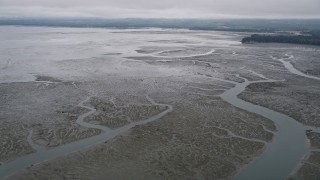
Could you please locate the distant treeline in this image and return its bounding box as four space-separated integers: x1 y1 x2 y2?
242 34 320 46
1 18 320 33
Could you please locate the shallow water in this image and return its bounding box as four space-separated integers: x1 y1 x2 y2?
278 55 320 81
229 53 320 179
0 95 172 178
221 80 307 180
27 130 46 153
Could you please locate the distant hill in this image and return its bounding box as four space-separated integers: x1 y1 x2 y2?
242 34 320 46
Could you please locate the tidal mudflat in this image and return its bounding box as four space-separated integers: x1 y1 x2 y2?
0 27 319 179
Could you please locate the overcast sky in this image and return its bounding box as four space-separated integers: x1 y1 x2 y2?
0 0 319 19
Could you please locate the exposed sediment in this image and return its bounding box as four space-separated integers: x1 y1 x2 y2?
1 27 319 179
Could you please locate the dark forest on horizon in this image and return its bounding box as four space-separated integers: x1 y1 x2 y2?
242 34 320 46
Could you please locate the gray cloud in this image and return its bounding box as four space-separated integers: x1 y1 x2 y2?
0 0 319 18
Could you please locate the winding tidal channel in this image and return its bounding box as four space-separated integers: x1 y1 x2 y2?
0 95 173 178
222 79 307 180
230 54 320 180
